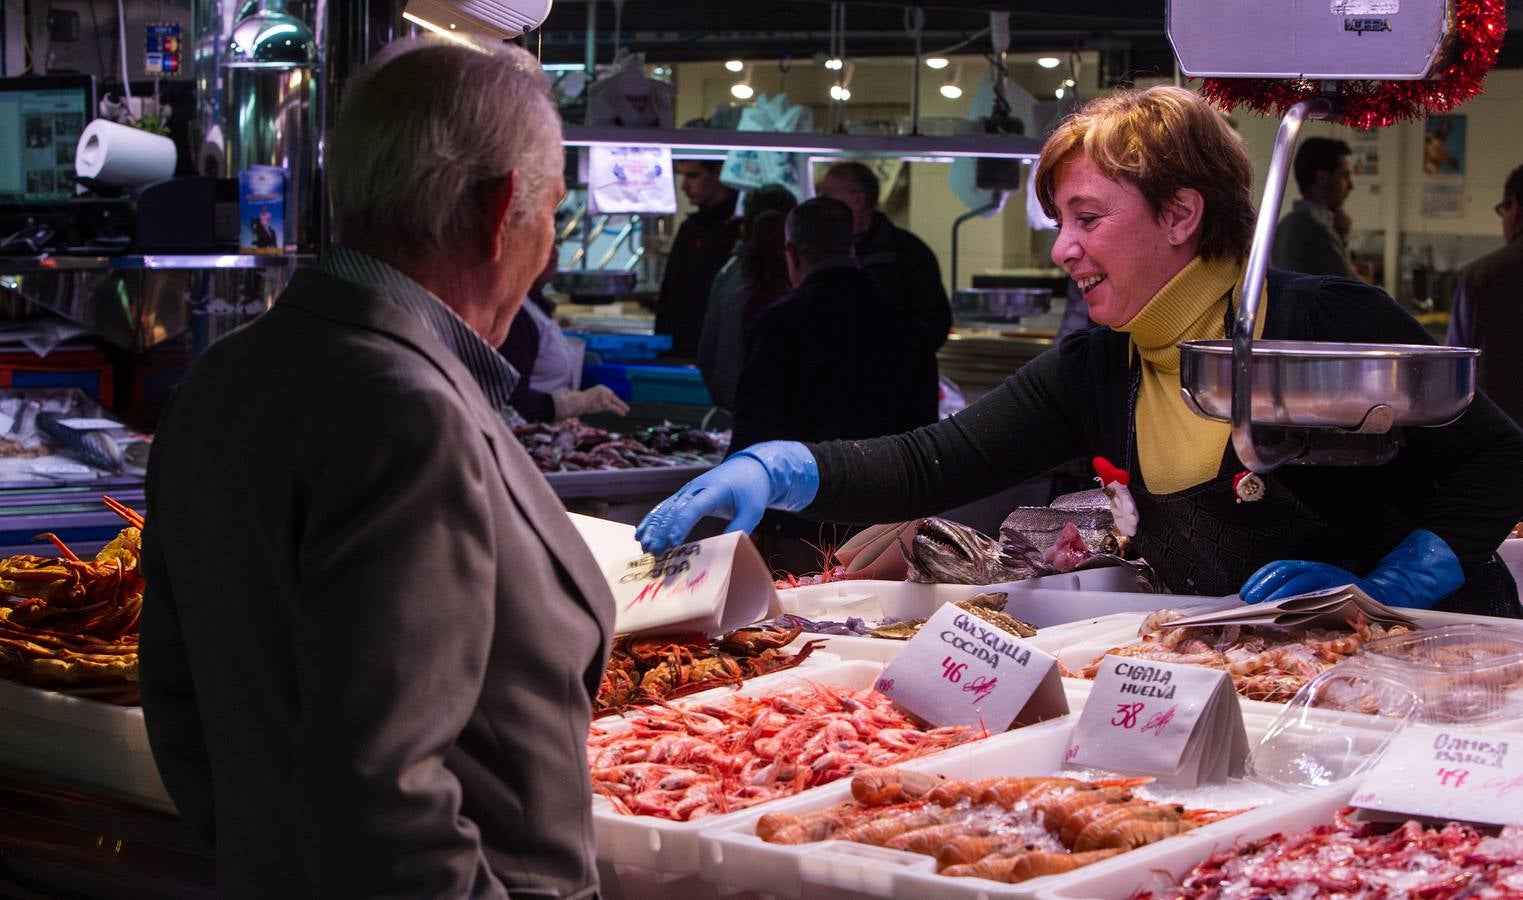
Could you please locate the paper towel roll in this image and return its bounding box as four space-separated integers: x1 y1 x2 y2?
74 118 177 188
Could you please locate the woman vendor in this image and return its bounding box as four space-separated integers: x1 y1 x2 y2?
636 86 1523 617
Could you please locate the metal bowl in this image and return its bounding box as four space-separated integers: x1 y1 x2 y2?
1179 340 1479 430
952 287 1052 324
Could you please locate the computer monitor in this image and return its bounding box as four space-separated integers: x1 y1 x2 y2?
0 75 97 206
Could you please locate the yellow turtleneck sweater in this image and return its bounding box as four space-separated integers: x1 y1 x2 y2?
1115 256 1266 494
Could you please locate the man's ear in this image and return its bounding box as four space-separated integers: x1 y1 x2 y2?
483 171 518 263
1163 187 1205 247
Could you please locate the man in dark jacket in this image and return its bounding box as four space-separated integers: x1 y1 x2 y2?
655 160 739 357
733 197 939 573
1449 163 1523 426
819 161 952 349
1272 137 1359 278
140 37 614 899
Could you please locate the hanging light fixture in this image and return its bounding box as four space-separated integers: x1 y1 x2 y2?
939 64 963 99
825 57 844 70
1055 87 1065 99
829 60 854 101
1037 56 1060 69
731 63 755 99
925 56 949 70
725 59 744 73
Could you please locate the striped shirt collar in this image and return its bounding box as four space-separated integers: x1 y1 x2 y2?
322 246 518 412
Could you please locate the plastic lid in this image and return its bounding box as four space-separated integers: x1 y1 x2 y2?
1360 624 1523 724
1247 659 1419 792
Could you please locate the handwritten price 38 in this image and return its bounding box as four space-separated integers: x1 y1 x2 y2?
1110 702 1176 736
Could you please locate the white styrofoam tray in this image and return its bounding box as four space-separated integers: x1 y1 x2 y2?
699 712 1289 900
0 679 173 813
779 578 1218 627
591 659 1096 884
787 611 1181 667
1034 786 1357 900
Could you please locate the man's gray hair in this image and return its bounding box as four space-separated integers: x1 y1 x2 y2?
328 37 563 263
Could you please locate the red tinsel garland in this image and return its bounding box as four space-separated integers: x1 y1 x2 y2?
1200 0 1507 129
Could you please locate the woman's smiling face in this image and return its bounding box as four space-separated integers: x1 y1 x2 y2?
1049 154 1199 327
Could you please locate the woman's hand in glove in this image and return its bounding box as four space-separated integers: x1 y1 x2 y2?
1239 529 1464 609
552 385 630 420
636 441 819 554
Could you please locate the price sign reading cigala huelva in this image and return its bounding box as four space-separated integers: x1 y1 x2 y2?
873 602 1067 731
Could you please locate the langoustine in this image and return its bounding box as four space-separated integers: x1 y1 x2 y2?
1078 609 1412 706
755 768 1235 884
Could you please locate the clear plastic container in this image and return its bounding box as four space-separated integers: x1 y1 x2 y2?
1247 625 1523 791
1360 624 1523 724
1246 662 1418 790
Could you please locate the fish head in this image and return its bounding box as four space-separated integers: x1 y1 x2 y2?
903 517 1018 584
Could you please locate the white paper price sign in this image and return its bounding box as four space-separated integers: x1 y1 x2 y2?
608 531 780 636
1067 655 1249 787
1351 724 1523 827
873 603 1068 731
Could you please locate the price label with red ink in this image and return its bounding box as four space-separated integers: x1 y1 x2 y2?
873 602 1068 731
1351 724 1523 827
1067 654 1248 787
607 531 779 637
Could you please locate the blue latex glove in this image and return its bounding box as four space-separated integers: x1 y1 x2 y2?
635 441 819 555
1239 529 1464 609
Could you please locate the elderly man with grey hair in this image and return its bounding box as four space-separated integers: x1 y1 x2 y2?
139 37 614 899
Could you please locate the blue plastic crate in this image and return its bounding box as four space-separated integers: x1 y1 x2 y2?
627 366 712 406
569 331 672 362
581 363 634 402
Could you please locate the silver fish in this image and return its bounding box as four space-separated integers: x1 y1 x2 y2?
902 517 1051 585
1000 506 1121 557
37 412 123 473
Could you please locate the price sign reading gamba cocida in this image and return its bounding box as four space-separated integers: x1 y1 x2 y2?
873 602 1068 731
1067 655 1249 787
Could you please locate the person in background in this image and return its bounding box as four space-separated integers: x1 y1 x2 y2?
740 210 795 330
731 197 938 574
140 37 614 898
1449 164 1523 427
638 86 1523 618
697 185 798 412
655 160 740 358
501 243 629 421
1272 137 1359 278
818 161 953 349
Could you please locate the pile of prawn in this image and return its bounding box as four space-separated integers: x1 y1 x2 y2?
758 768 1235 884
1137 808 1523 899
587 684 979 821
1074 609 1411 704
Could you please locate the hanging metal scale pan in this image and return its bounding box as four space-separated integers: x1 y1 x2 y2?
1166 0 1478 473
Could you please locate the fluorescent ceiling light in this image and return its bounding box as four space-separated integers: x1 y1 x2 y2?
940 83 963 99
401 0 550 39
731 82 755 99
725 59 744 72
1037 56 1061 69
925 57 949 70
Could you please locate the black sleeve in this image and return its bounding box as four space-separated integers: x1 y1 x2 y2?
730 305 793 453
804 339 1092 524
1297 278 1523 567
